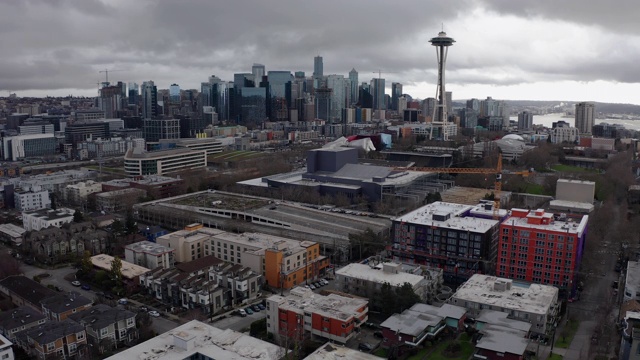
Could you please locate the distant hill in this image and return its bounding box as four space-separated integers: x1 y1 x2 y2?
453 99 640 115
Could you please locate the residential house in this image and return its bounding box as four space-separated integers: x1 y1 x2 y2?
0 306 47 341
473 310 533 360
22 222 109 265
380 303 467 350
41 292 93 321
0 334 14 360
0 276 57 312
15 320 87 360
69 304 137 353
90 254 149 292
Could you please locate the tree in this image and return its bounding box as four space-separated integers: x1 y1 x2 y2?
111 219 125 237
377 282 397 317
73 209 84 223
125 212 137 235
0 253 20 279
348 228 387 261
110 256 123 294
80 250 93 276
395 282 421 314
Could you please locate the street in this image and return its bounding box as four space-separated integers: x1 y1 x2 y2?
212 311 265 332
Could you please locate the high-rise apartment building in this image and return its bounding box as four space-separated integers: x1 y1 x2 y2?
141 81 158 119
518 111 534 131
349 68 358 105
575 102 595 134
128 82 139 105
391 82 403 111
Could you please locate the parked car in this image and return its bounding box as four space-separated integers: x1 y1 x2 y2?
139 306 148 312
374 331 384 338
252 305 261 312
148 310 160 317
104 293 115 300
321 279 329 286
71 281 81 287
245 307 254 315
358 343 373 352
238 309 247 317
118 298 128 305
81 284 91 290
309 284 316 290
314 282 322 288
258 304 265 310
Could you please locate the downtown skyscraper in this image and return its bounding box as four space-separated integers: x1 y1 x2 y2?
141 80 158 120
575 102 595 134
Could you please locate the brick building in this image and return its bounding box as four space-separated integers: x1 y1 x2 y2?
496 209 588 293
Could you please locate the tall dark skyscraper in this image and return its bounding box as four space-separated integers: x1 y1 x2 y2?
370 78 385 111
349 68 358 105
575 102 595 134
128 82 139 106
141 81 158 120
267 71 293 121
313 55 323 79
391 82 403 111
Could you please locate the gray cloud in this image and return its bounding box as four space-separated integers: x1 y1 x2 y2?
1 0 639 101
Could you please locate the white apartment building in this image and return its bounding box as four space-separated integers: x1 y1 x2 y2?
125 241 175 269
65 180 103 204
550 125 579 144
22 208 74 231
0 334 14 360
447 274 559 336
156 225 224 263
15 186 50 211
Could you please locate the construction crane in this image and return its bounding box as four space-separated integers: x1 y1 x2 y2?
98 69 125 86
395 153 531 218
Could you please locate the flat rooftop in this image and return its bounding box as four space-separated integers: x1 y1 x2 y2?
105 320 284 360
305 343 382 360
476 309 532 333
91 254 150 279
126 241 174 255
336 263 425 287
504 208 588 235
549 200 594 212
451 274 558 315
625 261 640 294
271 287 367 322
476 324 529 356
0 223 26 238
395 201 499 233
22 208 74 221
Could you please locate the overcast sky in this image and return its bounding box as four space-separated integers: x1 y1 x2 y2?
3 0 640 104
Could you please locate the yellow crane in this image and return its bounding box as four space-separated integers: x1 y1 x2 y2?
396 153 531 218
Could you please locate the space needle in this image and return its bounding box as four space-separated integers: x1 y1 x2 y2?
429 30 455 139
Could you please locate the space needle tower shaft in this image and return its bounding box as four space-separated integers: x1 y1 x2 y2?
429 31 455 124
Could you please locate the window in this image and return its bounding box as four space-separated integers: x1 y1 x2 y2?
100 328 108 337
68 343 77 353
47 342 55 352
76 332 85 340
127 318 135 327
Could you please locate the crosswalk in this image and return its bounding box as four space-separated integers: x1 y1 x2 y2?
595 250 620 255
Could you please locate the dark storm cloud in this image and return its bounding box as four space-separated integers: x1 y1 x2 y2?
1 0 639 95
478 0 640 36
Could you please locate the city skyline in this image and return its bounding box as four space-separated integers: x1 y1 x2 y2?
2 1 640 104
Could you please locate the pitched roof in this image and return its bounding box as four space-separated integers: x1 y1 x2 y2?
69 304 136 330
20 319 85 345
40 292 93 313
0 275 57 308
0 306 46 331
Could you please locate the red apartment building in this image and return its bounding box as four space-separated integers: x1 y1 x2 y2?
497 209 588 294
266 287 368 344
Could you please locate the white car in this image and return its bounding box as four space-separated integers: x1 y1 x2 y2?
148 310 160 317
118 298 128 305
71 281 81 287
309 284 316 290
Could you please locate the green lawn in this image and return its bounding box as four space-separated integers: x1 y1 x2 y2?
555 320 580 348
406 348 430 360
522 183 546 195
373 348 388 358
548 353 563 360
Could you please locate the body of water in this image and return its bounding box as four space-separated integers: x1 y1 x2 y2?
509 113 640 132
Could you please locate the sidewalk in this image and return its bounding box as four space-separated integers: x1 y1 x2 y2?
550 320 597 360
